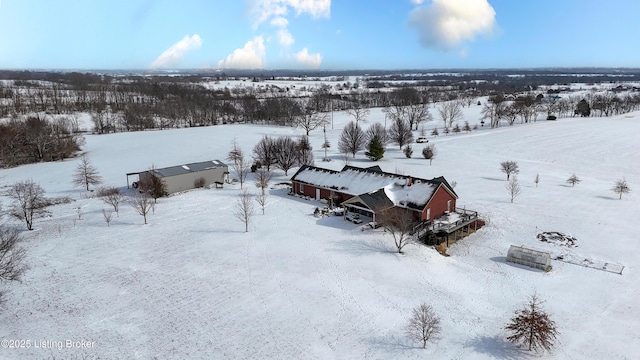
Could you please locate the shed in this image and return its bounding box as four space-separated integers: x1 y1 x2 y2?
506 245 552 272
128 160 229 195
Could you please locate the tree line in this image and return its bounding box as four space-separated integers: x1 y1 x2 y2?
3 70 640 167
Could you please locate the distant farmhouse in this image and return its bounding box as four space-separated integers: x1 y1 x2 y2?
127 160 229 195
290 165 480 244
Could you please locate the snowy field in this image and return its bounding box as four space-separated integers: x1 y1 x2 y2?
0 104 639 359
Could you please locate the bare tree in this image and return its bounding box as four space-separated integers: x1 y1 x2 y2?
566 174 581 187
505 293 559 353
385 88 432 130
8 180 48 230
274 136 299 175
228 141 250 188
534 173 540 188
234 189 255 232
254 168 271 214
500 161 520 180
365 122 388 145
612 178 631 199
422 144 436 165
506 176 521 203
437 101 464 128
102 208 114 226
481 95 507 128
99 187 123 215
227 138 244 165
0 226 27 304
295 102 328 135
345 92 370 127
387 117 414 149
255 191 268 215
405 302 442 349
296 135 314 167
253 135 277 171
72 155 103 191
338 121 366 158
379 208 417 254
130 191 153 224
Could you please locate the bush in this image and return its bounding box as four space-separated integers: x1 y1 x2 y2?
403 145 413 158
96 186 120 197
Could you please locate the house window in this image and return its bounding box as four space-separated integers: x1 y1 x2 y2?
299 183 304 193
447 200 451 212
426 208 431 221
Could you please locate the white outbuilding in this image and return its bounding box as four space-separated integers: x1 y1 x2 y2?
128 160 229 195
506 245 552 272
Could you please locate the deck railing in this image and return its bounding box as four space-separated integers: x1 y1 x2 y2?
431 207 479 233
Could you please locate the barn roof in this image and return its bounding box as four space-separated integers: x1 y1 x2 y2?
149 160 228 178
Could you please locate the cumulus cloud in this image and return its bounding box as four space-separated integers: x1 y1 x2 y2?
217 36 266 69
250 0 331 28
410 0 425 4
150 34 202 69
277 29 295 46
295 48 322 68
408 0 496 51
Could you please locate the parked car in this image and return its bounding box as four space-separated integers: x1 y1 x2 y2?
416 137 429 143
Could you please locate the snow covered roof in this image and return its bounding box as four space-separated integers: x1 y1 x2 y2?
150 160 228 178
291 165 454 209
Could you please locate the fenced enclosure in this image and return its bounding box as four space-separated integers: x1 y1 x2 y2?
506 245 552 272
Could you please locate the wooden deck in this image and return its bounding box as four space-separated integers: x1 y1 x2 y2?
412 207 482 246
432 208 479 233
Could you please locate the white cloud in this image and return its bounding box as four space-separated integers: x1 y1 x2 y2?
150 34 202 69
270 16 289 28
295 48 322 68
277 29 295 46
408 0 496 51
410 0 425 4
217 36 266 69
250 0 331 28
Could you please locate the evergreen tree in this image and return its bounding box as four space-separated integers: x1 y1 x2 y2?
365 135 385 161
403 144 413 158
575 99 591 117
422 144 436 165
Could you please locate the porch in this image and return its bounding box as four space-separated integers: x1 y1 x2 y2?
415 207 482 246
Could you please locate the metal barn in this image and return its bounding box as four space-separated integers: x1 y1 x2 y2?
128 160 229 195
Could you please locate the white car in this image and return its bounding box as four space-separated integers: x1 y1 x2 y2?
416 137 429 143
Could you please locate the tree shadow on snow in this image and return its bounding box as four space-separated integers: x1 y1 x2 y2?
367 335 417 355
594 195 616 201
480 176 506 182
468 335 532 360
329 238 396 255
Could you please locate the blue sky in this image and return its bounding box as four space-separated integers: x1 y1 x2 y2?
1 0 639 70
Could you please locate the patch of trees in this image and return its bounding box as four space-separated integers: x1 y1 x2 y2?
3 69 640 162
0 115 84 167
251 135 315 175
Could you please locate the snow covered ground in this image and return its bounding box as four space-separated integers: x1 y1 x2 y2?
1 104 639 359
